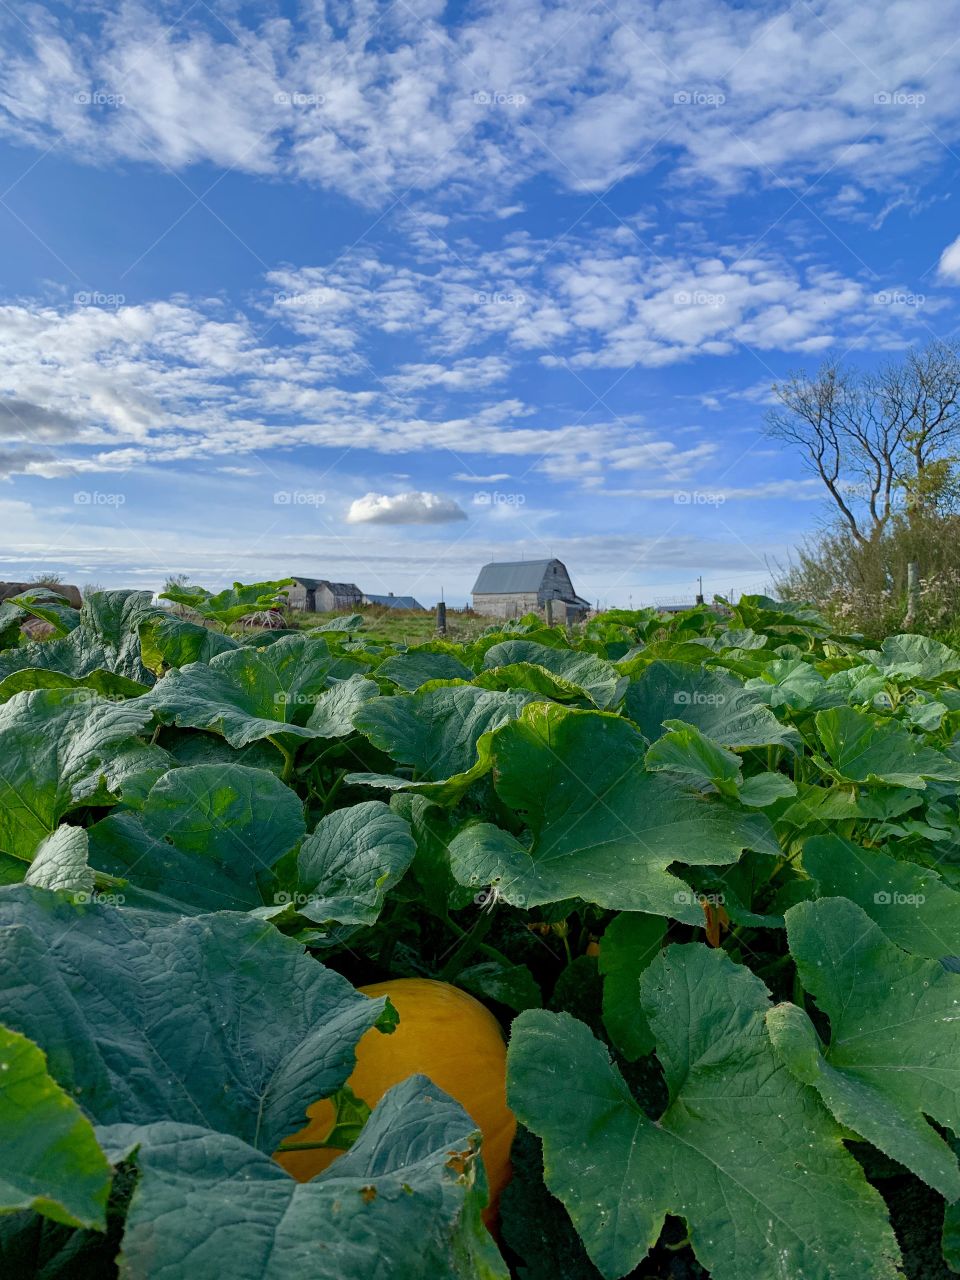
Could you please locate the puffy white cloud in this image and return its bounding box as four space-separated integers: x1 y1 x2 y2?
938 235 960 282
346 491 468 524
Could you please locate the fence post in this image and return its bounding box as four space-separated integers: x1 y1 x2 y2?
545 598 555 626
436 601 447 636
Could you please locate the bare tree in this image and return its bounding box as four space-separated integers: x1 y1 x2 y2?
767 341 960 543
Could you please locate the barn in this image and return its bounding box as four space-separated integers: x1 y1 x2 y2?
362 592 426 611
471 558 591 621
281 578 362 612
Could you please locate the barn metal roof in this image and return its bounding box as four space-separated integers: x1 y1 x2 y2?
472 559 560 594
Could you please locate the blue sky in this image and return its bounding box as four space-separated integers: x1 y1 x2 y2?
1 0 959 606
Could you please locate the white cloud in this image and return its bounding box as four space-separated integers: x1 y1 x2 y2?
346 491 468 524
2 1 960 207
938 235 960 282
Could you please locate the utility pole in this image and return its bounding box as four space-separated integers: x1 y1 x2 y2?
695 575 704 605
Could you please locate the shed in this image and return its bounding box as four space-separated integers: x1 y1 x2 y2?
362 592 426 611
281 578 362 612
471 558 591 620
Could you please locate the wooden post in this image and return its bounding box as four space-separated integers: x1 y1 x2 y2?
545 598 555 626
436 601 447 636
904 561 920 627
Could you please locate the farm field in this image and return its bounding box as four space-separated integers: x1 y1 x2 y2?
3 582 960 1277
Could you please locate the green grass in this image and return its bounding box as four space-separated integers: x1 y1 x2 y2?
293 606 492 646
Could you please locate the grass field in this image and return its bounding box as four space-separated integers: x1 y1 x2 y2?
295 606 494 645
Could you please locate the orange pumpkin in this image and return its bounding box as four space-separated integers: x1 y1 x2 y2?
274 978 516 1224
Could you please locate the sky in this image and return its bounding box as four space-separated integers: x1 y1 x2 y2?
1 0 960 606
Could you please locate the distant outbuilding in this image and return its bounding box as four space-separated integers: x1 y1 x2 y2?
281 578 362 611
362 592 426 611
472 558 591 621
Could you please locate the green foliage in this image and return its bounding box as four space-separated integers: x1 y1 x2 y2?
6 583 960 1275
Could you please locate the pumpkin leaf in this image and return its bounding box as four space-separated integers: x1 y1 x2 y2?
86 764 305 912
803 834 960 960
138 612 239 674
0 1025 112 1230
305 673 381 738
0 592 161 687
376 650 474 691
96 1075 507 1280
814 707 960 787
447 703 778 922
598 912 665 1059
0 688 154 863
623 660 800 749
769 895 960 1199
507 946 901 1280
348 686 535 801
644 721 742 796
289 800 415 927
481 641 627 709
145 635 362 748
0 885 395 1155
23 826 94 895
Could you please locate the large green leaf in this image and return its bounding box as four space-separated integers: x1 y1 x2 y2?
447 703 778 922
814 706 960 787
86 764 305 912
145 634 362 748
481 640 628 709
507 946 901 1280
769 896 960 1199
0 1024 111 1229
0 688 154 862
159 579 292 626
0 592 162 687
744 658 845 711
348 686 535 801
138 612 239 675
597 913 665 1059
862 633 960 683
97 1075 506 1280
376 650 474 691
0 886 394 1154
23 826 94 895
623 660 799 748
803 834 960 959
0 667 149 704
305 673 381 738
290 800 415 927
